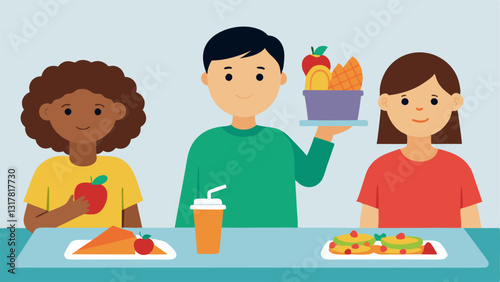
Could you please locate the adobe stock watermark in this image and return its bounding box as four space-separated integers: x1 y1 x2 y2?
177 105 297 225
459 74 498 120
7 0 71 54
109 268 135 282
282 234 331 282
380 73 498 193
212 0 243 21
49 64 168 182
339 0 403 59
134 64 170 101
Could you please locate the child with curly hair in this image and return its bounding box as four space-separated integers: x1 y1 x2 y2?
21 61 146 232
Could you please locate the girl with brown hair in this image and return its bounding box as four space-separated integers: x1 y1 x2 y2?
21 61 146 232
357 53 481 228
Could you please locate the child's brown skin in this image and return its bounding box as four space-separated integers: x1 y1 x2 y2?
24 89 142 232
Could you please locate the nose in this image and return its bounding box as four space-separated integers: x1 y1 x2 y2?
416 107 423 111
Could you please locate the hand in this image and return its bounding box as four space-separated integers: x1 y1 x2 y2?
62 195 90 219
315 126 351 142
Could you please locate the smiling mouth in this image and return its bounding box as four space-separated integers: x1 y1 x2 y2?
236 94 252 99
412 118 429 123
76 126 91 130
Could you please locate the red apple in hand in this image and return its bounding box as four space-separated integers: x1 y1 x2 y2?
302 46 331 75
74 175 108 214
134 232 154 255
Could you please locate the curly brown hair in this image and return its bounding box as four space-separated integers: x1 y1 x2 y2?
21 60 146 154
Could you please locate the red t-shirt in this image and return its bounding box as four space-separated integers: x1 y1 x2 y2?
357 149 481 228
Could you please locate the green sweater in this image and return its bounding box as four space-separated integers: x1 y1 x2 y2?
175 125 334 227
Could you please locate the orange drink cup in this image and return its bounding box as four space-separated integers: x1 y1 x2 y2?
190 185 227 254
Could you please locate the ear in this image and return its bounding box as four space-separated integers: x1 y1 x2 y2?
201 72 208 86
280 72 287 85
378 94 390 111
450 93 463 111
113 102 127 120
39 103 52 121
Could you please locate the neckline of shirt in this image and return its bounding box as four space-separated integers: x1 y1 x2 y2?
65 155 101 168
398 148 441 164
223 125 264 137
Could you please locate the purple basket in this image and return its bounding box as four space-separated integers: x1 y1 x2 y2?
303 90 363 120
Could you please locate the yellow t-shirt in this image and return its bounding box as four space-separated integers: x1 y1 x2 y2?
24 156 143 228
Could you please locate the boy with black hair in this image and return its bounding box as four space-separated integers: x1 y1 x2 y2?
175 26 350 227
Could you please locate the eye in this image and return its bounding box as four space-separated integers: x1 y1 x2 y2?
225 73 232 81
94 108 102 115
401 98 409 105
64 108 72 115
431 98 438 105
256 73 264 81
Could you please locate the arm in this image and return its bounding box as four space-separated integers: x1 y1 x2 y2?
461 204 481 228
291 132 339 188
291 137 332 187
291 126 351 187
360 204 378 228
456 159 481 228
24 195 89 233
122 204 142 227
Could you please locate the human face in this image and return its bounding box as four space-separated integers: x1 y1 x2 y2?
378 75 463 138
201 49 287 118
39 89 126 144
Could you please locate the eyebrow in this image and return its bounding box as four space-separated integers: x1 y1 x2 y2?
224 66 232 69
401 95 407 97
61 104 71 107
257 66 265 70
431 94 438 97
95 104 105 108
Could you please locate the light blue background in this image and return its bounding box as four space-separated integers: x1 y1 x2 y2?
0 0 498 228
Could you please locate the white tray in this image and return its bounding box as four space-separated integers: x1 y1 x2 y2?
64 237 176 260
321 240 447 260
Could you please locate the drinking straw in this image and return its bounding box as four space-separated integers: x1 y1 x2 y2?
207 185 227 199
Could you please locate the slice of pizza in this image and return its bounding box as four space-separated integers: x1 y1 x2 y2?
73 226 166 255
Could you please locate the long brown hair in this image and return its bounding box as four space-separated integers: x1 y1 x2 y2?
377 52 462 144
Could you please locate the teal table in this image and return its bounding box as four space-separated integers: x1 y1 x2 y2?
1 228 499 281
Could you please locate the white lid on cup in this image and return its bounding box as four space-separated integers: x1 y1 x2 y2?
190 198 226 210
190 185 227 210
